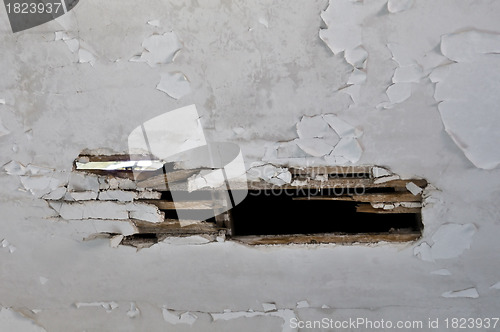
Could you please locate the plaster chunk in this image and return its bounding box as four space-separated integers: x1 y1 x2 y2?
406 182 423 195
371 166 392 178
262 303 277 312
400 202 421 208
68 173 100 192
156 72 192 99
296 300 310 308
136 190 162 200
50 201 130 220
110 235 124 248
442 287 479 299
68 191 98 201
373 174 400 184
129 203 163 223
98 190 137 202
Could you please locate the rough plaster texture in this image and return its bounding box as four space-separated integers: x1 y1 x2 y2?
1 0 500 331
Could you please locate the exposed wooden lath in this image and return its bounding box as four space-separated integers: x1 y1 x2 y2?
75 154 427 245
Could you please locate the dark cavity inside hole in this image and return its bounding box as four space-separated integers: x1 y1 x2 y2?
230 189 421 236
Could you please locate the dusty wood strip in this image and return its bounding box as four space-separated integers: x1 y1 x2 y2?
289 166 372 176
133 219 220 234
137 199 223 210
356 204 421 214
79 154 155 162
292 192 421 203
232 232 421 245
163 178 427 191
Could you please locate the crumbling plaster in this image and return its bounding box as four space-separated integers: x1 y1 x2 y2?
1 0 500 330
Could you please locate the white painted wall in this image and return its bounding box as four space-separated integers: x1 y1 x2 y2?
1 0 500 330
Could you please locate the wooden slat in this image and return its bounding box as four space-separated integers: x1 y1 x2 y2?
132 219 221 234
232 232 421 245
78 154 155 162
289 166 372 176
137 176 427 192
356 204 421 214
293 192 422 203
137 199 223 210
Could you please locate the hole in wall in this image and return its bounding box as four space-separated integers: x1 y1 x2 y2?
68 154 427 246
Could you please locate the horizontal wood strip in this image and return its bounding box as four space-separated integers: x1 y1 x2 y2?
292 192 421 203
289 166 372 176
132 219 221 234
232 232 421 245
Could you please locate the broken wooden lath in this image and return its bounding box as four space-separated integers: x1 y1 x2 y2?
75 155 426 246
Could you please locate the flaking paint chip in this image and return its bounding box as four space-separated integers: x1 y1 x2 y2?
156 72 192 100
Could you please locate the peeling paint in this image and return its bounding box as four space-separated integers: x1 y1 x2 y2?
387 0 413 13
319 0 367 105
156 72 192 99
414 223 476 261
430 30 500 170
430 269 451 276
0 308 46 332
126 303 140 318
75 302 119 312
490 282 500 290
442 287 479 299
211 308 297 332
266 114 363 165
131 32 182 66
162 307 197 325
